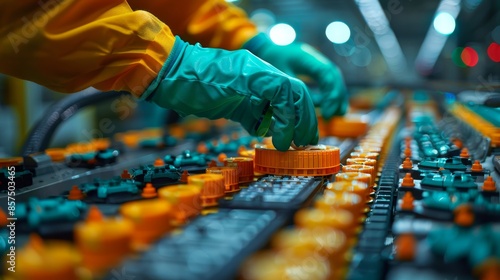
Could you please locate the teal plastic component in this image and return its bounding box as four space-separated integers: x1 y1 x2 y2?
164 150 211 167
419 157 467 171
129 164 182 184
22 197 87 229
81 177 142 198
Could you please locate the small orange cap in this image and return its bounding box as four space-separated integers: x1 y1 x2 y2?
218 153 227 163
395 233 416 261
86 206 104 222
197 142 208 154
404 148 412 157
401 173 415 187
68 186 85 200
153 158 165 167
180 170 190 183
0 208 8 227
208 160 218 168
121 170 132 179
401 192 414 211
454 204 474 227
471 160 483 172
460 148 470 158
142 183 157 198
482 176 497 192
402 157 413 169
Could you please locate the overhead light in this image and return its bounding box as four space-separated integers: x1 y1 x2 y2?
415 0 461 75
355 0 407 74
269 23 296 46
325 21 351 44
433 12 456 35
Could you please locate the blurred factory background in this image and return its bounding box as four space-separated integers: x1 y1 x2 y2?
1 0 499 157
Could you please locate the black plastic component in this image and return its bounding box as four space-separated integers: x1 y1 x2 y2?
217 176 323 211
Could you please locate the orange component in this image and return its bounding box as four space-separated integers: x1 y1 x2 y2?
218 153 227 163
453 138 464 149
224 157 254 184
400 192 414 211
0 208 8 227
120 199 173 248
482 176 497 192
404 147 412 157
341 164 375 187
0 157 23 168
168 124 186 139
45 148 67 162
15 234 81 280
295 207 356 236
354 145 382 154
334 172 372 190
153 158 165 167
86 205 104 222
75 207 133 273
141 183 157 198
158 184 202 224
207 159 218 168
67 186 85 200
180 170 190 183
402 157 413 169
315 192 364 217
476 260 500 280
317 115 369 138
329 178 371 203
197 142 208 154
395 233 417 261
460 148 470 158
121 169 132 179
188 174 225 207
207 166 240 193
66 142 94 154
231 132 240 140
90 138 110 150
471 160 483 172
401 173 415 187
271 227 348 267
253 145 340 176
220 135 230 144
453 204 475 227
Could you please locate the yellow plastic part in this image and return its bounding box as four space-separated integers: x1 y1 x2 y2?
158 184 202 224
120 199 174 249
240 251 331 280
253 145 340 176
318 115 368 138
294 208 356 236
13 234 81 280
271 227 348 267
74 207 133 273
187 174 225 207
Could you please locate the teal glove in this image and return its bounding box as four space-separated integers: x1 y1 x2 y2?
243 33 349 119
142 37 318 151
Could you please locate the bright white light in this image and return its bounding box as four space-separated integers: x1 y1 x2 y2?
325 21 351 44
269 23 296 46
433 12 456 35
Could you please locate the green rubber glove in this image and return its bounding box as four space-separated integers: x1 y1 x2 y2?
142 37 319 151
243 33 349 120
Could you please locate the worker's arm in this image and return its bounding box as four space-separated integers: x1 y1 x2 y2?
127 0 348 119
127 0 258 50
0 0 175 96
0 0 318 150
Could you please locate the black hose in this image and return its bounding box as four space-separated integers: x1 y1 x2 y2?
22 89 130 155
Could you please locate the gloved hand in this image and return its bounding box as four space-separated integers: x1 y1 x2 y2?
143 36 318 151
243 33 349 119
